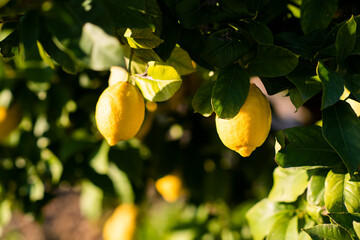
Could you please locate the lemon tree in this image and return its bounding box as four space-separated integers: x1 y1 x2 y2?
1 0 360 240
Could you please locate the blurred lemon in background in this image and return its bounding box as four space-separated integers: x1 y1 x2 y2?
103 204 138 240
0 103 22 140
155 174 183 203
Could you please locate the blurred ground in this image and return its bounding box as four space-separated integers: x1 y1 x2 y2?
2 190 102 240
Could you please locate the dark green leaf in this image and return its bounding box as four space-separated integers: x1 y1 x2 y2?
268 167 309 202
322 101 360 175
276 32 313 59
317 61 344 109
260 76 295 95
328 212 360 238
192 81 215 117
344 74 360 102
211 65 250 118
0 29 19 58
289 87 308 109
303 224 353 240
300 0 339 34
247 21 274 44
325 170 360 213
201 29 252 69
275 126 342 169
246 44 298 77
336 16 357 64
286 63 322 102
246 198 295 240
20 11 41 61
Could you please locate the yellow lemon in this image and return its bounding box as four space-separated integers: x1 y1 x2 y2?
95 82 145 146
215 83 271 157
103 204 138 240
155 174 183 203
0 104 22 140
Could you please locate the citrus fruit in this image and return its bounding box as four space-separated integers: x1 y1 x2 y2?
103 204 137 240
0 104 22 140
215 83 271 157
155 174 183 202
95 81 145 146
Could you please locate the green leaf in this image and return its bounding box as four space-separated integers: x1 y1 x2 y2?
336 15 357 64
0 199 11 229
325 170 360 213
275 126 342 169
344 74 360 102
192 81 215 117
267 214 297 240
80 180 103 220
211 65 250 119
269 167 309 203
322 101 360 175
300 0 339 34
42 149 63 184
133 61 182 102
317 61 344 109
90 141 110 175
328 212 360 238
27 166 45 201
286 63 322 103
124 28 163 49
201 29 252 69
276 32 313 59
247 21 274 44
107 163 134 203
354 221 360 238
246 198 295 240
303 224 352 240
307 170 328 206
289 87 308 109
165 46 195 76
246 44 298 77
79 23 125 71
20 11 41 61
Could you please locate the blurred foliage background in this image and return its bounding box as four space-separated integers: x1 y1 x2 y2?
0 0 358 239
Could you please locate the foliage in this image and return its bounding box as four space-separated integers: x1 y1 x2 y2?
1 0 360 239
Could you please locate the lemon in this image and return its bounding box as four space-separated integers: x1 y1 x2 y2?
215 83 271 157
155 174 183 202
103 204 138 240
0 104 22 140
95 81 145 146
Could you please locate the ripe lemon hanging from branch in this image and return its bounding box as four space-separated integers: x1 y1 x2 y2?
95 67 145 146
215 83 271 157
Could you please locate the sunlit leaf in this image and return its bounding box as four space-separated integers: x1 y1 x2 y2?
307 170 328 207
325 170 360 213
303 224 352 240
269 167 309 203
246 198 295 240
165 46 195 76
107 163 134 203
80 180 103 220
79 23 125 71
90 141 110 175
124 28 163 49
133 61 182 102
